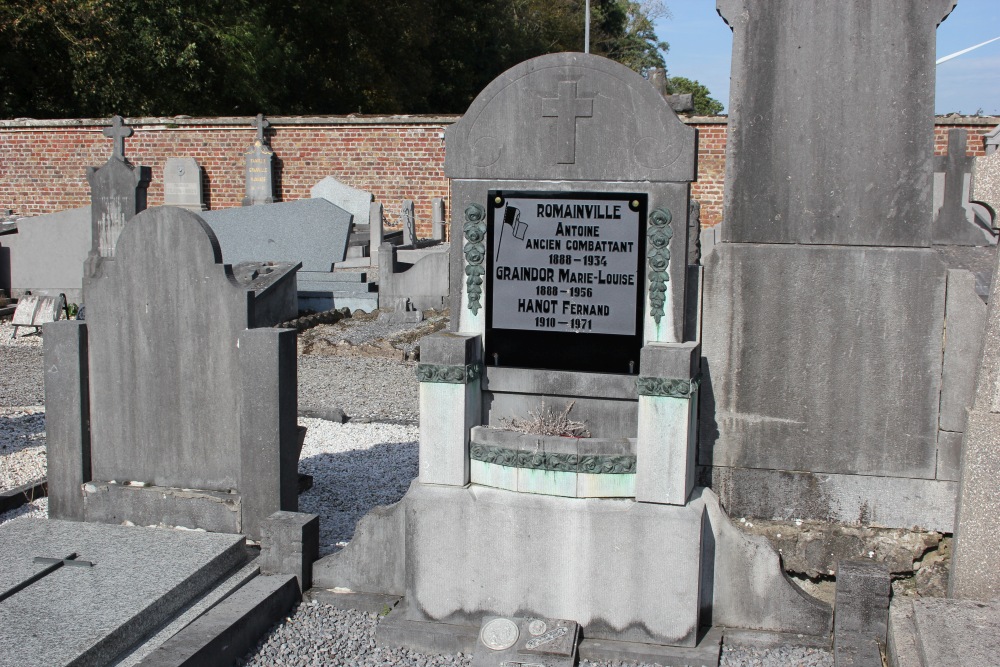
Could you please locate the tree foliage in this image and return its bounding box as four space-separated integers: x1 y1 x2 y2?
0 0 719 119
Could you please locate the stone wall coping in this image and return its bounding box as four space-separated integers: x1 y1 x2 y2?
2 113 994 130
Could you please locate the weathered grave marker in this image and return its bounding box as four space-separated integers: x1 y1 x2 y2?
243 113 275 206
48 206 302 539
315 53 831 662
432 197 446 241
972 127 1000 222
84 115 150 276
933 128 995 244
164 156 206 211
10 293 64 338
401 199 416 245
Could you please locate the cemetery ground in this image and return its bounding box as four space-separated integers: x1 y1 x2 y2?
3 310 934 666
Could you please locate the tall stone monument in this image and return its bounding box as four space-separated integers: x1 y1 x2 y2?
702 0 967 530
84 115 151 277
243 113 275 206
313 53 830 663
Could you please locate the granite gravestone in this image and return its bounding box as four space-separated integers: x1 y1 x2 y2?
972 145 1000 223
432 197 446 241
84 115 150 276
702 0 966 531
243 114 275 206
48 206 301 540
932 129 995 245
164 157 206 211
310 176 373 227
314 53 831 662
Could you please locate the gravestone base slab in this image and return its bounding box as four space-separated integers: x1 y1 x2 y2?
376 606 722 667
0 517 247 667
82 481 242 533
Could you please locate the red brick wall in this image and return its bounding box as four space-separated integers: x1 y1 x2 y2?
1 115 996 234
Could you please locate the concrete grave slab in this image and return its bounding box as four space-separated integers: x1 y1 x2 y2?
311 176 374 229
200 198 352 271
0 517 246 667
912 598 1000 667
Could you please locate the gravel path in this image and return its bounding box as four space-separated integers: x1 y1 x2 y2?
0 313 834 666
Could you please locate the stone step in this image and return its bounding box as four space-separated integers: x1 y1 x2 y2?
298 271 369 284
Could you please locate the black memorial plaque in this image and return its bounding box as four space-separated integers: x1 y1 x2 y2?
486 191 646 374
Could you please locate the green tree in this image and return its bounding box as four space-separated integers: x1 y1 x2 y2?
667 75 724 115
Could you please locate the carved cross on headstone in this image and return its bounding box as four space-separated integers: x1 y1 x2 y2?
542 81 594 164
0 553 95 603
103 115 133 162
252 113 270 146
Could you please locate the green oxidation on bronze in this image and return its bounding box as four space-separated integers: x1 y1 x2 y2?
636 374 701 397
463 202 487 315
470 443 636 474
646 207 673 325
415 362 482 384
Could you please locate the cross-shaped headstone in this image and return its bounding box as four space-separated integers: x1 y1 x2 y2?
0 553 95 603
103 115 133 162
541 81 594 165
252 113 270 145
932 128 994 244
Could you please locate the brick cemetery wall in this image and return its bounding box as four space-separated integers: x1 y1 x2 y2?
3 115 995 234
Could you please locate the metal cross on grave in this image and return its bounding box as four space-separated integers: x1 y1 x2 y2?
541 80 594 165
103 115 133 162
252 113 270 146
0 553 95 603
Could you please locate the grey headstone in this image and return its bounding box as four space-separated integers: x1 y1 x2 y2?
401 200 415 246
52 206 301 539
2 206 91 303
260 511 320 592
85 116 150 274
833 560 890 667
445 52 695 183
163 157 206 211
311 176 374 228
912 598 1000 666
472 616 579 667
0 517 245 667
11 294 62 328
972 150 1000 223
243 114 274 206
986 124 1000 155
369 201 385 259
701 244 947 477
200 199 352 271
932 129 995 245
951 237 1000 599
716 0 956 246
688 199 701 265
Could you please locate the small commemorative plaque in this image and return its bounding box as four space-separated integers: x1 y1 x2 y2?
485 191 646 374
472 615 579 667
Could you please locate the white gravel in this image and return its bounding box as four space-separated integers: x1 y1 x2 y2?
0 407 46 492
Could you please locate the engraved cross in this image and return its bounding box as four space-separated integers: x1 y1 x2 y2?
103 115 133 161
541 81 594 164
252 113 270 145
0 553 95 603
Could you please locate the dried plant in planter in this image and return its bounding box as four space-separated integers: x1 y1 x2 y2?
497 400 590 438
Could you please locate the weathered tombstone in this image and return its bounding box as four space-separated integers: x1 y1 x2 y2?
313 53 830 663
243 113 275 206
932 129 995 244
370 201 385 255
164 156 206 211
84 115 150 276
2 206 91 303
47 206 302 539
972 128 1000 223
431 197 446 241
10 293 64 338
400 199 416 246
311 176 373 226
702 0 964 531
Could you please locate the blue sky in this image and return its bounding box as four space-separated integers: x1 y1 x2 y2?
654 0 1000 115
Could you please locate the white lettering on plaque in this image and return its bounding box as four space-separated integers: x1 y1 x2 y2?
491 195 641 336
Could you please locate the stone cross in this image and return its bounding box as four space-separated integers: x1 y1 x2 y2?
542 81 594 164
0 553 95 603
103 115 133 162
252 113 270 145
933 128 993 245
